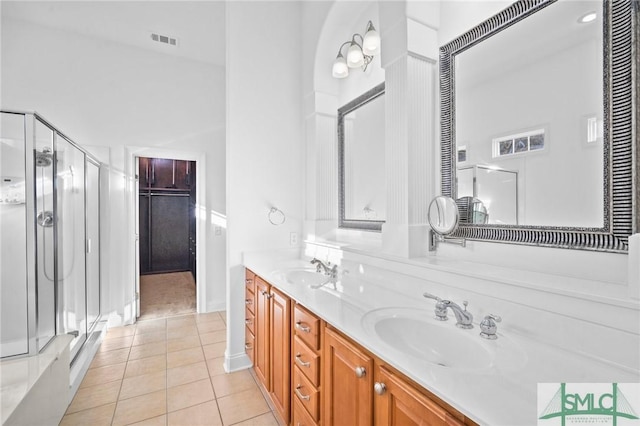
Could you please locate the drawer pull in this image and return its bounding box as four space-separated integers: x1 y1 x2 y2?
295 321 311 333
355 366 366 378
261 290 273 299
245 299 253 305
374 382 387 395
245 319 253 325
295 385 311 401
245 278 253 285
295 353 310 368
245 343 253 350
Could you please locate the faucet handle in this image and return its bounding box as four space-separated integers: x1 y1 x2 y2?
423 293 448 321
463 300 469 311
422 292 441 301
480 314 502 340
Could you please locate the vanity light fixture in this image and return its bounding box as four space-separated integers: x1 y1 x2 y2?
578 11 597 23
332 21 380 79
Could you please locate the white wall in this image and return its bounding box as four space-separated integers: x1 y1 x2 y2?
1 14 227 324
225 1 304 371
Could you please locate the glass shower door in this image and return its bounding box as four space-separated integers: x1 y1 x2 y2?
86 159 100 331
0 112 29 357
34 118 56 352
56 135 87 359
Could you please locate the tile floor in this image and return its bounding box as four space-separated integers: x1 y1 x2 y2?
60 312 278 426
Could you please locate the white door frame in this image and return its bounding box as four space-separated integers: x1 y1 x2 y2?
129 147 207 318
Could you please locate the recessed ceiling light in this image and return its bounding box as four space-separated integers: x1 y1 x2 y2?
578 12 597 24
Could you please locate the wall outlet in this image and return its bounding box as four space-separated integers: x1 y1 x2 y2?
290 232 298 246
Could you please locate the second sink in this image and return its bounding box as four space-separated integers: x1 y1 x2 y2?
361 307 526 372
272 267 332 288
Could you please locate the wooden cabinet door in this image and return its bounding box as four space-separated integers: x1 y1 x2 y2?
138 157 151 188
150 158 175 188
269 287 291 424
374 366 465 426
254 277 270 388
323 327 373 426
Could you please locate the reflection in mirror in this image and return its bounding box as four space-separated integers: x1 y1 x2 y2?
439 0 637 252
457 165 516 224
456 196 488 225
455 1 602 227
338 82 385 231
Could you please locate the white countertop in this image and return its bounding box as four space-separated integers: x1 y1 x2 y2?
243 250 640 426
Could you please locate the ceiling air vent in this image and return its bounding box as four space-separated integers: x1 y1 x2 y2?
150 32 178 47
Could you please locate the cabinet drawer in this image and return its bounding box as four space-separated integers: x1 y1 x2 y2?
245 307 255 335
294 304 320 351
293 367 320 422
293 397 319 426
245 327 255 364
245 287 255 314
293 335 320 387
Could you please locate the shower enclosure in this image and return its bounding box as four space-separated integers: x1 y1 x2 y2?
0 111 101 361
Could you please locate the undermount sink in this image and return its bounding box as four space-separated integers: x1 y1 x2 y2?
361 307 526 371
274 268 331 288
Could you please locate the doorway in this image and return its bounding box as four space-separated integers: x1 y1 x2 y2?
137 156 196 320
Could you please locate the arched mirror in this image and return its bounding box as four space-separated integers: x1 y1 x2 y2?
439 0 638 252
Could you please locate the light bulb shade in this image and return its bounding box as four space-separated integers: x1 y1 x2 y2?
362 28 380 56
347 42 364 68
332 55 349 78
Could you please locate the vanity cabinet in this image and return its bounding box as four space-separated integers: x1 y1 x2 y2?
292 304 324 425
322 326 474 426
244 268 476 426
374 365 466 426
323 327 374 426
244 270 255 364
269 287 291 423
249 273 291 424
254 276 270 386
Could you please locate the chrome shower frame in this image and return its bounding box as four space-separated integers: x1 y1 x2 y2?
1 109 103 360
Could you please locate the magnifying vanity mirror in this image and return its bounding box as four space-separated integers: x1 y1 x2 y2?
428 196 460 235
338 82 386 231
439 0 638 252
428 196 466 250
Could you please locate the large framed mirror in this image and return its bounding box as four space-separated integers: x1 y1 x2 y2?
338 82 386 231
440 0 638 252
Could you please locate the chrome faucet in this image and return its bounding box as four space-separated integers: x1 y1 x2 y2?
423 292 474 329
309 258 338 289
310 258 338 279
